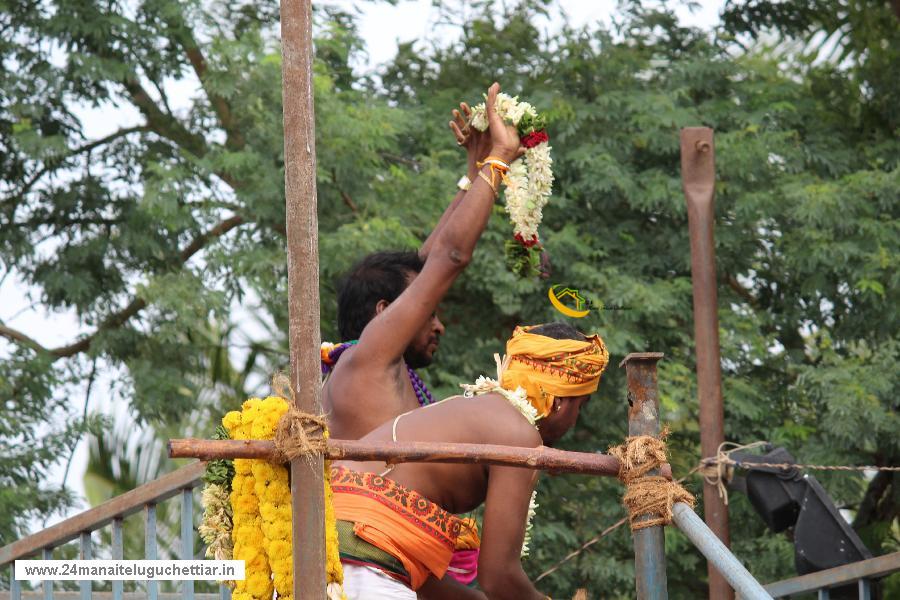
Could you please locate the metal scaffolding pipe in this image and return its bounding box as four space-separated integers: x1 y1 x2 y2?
671 503 772 600
681 127 733 600
622 352 668 600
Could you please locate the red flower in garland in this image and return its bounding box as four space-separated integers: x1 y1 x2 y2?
515 232 541 247
520 129 549 149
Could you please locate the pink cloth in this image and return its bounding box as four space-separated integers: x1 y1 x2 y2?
445 549 479 586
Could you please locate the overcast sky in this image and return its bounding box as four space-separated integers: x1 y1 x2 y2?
3 0 726 530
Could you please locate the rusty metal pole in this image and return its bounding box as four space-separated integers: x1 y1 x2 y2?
281 0 326 597
681 127 733 600
622 352 668 600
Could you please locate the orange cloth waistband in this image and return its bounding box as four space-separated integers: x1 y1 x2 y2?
331 466 462 590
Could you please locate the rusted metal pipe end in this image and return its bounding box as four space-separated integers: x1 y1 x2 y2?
619 352 665 369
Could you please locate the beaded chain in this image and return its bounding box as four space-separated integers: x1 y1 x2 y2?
322 340 434 407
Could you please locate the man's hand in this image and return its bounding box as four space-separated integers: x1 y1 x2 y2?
449 102 492 179
485 82 524 164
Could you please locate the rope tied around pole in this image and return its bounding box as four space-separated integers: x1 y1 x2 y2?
697 439 900 505
271 372 329 463
608 431 694 531
274 405 329 462
697 440 768 505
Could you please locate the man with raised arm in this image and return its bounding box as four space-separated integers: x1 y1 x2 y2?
322 82 521 441
332 322 610 599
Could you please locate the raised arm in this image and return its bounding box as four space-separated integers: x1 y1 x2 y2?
352 83 522 368
420 102 493 259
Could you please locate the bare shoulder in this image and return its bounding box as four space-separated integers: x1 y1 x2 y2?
442 393 542 447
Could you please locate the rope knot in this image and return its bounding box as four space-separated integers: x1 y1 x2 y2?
274 406 328 463
608 430 694 531
271 373 328 463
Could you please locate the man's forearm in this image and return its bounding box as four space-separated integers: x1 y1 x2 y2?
420 189 466 260
428 155 511 266
420 160 480 260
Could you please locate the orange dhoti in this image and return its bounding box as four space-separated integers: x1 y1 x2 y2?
331 466 463 591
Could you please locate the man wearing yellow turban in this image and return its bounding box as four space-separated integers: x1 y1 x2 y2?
333 322 609 599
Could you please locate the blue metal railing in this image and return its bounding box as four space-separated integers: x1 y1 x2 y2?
762 551 900 599
0 462 230 600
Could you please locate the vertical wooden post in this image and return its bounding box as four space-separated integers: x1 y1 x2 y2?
681 127 733 600
622 352 668 600
281 0 326 598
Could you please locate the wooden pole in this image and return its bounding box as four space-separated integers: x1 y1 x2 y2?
168 438 623 476
681 127 733 600
280 0 325 597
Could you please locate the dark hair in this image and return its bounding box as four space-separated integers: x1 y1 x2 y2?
337 251 425 340
528 322 587 342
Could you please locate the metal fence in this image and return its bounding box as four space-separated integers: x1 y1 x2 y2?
761 551 900 600
0 462 230 600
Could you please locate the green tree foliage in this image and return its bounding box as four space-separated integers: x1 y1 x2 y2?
1 0 897 596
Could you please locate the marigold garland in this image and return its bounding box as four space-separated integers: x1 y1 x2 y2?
201 395 345 600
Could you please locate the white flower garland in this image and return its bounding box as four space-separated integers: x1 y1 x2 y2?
469 93 553 248
460 353 541 556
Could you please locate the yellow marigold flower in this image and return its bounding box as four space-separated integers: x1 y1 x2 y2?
242 397 262 412
222 411 242 433
269 520 292 541
248 554 269 571
274 574 292 593
236 495 258 515
246 572 273 598
273 505 292 522
268 539 291 560
258 502 280 522
246 529 266 549
273 557 293 574
264 486 289 506
233 544 257 563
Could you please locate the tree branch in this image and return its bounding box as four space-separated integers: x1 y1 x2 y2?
852 470 894 529
0 323 50 354
183 43 245 150
726 273 758 308
5 126 148 208
0 215 246 360
122 76 208 158
330 168 359 214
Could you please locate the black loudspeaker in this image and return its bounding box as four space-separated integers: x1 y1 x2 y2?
729 446 873 599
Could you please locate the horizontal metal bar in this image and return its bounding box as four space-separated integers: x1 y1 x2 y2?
764 551 900 597
671 503 772 600
169 438 623 476
0 462 205 566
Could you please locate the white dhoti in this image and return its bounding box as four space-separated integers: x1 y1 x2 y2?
341 563 417 600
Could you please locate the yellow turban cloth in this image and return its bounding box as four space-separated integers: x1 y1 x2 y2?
500 325 610 418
